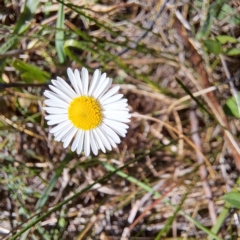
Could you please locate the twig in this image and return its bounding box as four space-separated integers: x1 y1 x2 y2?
174 18 240 170
0 114 45 141
117 0 169 56
128 182 176 233
132 112 217 178
190 104 217 225
172 109 184 155
0 46 42 59
0 82 48 89
77 215 98 240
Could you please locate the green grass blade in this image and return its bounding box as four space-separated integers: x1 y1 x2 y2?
64 39 97 67
0 0 39 70
175 77 211 115
56 1 66 63
0 36 18 55
155 193 188 239
208 203 230 240
103 163 162 197
8 145 165 239
19 153 73 240
14 0 39 34
196 0 226 40
36 153 73 210
103 163 222 240
8 145 221 240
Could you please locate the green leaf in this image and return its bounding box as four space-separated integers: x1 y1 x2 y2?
196 0 226 40
203 40 222 54
0 36 18 71
226 48 240 56
14 0 39 34
223 93 240 118
223 192 240 209
218 4 240 24
0 36 18 54
12 59 50 83
64 39 97 67
216 35 238 44
58 217 66 228
55 1 66 63
0 0 39 71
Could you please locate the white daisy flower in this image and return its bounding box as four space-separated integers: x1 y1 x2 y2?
43 68 130 156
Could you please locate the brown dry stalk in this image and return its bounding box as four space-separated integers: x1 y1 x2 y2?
128 182 177 232
0 114 44 141
173 18 240 170
132 112 217 178
190 106 217 225
77 215 98 240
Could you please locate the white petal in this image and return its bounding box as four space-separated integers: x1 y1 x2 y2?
101 94 123 105
100 124 120 144
99 126 117 148
90 131 98 155
74 69 83 95
81 68 89 95
95 128 112 151
88 69 101 96
44 99 69 108
92 129 106 153
100 86 120 102
92 73 106 96
54 124 73 142
104 119 128 137
103 119 129 130
47 117 68 125
48 85 72 103
84 130 90 156
54 77 78 99
67 68 81 95
94 77 112 99
103 103 128 110
103 110 129 115
112 128 126 137
113 98 128 104
99 78 112 99
71 129 82 152
44 90 70 104
50 81 73 98
105 114 131 122
63 127 78 148
43 107 68 114
77 130 84 154
45 114 68 120
107 124 126 137
103 107 128 112
106 134 117 148
49 120 70 133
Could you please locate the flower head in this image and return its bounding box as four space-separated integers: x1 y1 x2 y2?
43 68 130 156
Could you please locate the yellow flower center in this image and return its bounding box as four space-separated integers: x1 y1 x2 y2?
68 96 103 130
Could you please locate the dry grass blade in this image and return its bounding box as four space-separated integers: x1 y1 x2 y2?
0 114 44 141
190 105 217 225
132 112 217 179
174 18 240 170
